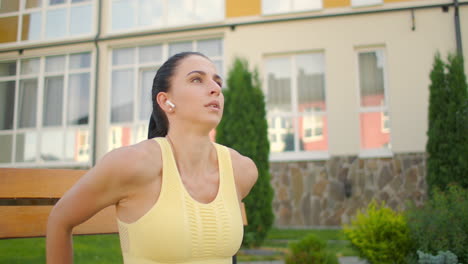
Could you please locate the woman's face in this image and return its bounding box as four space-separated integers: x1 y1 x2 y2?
167 55 224 129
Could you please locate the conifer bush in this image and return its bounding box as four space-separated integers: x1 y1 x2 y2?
343 200 413 264
216 58 274 247
426 53 468 192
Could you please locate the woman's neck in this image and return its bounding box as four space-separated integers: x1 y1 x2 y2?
165 129 217 179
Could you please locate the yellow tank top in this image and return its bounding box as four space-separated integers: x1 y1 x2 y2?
117 137 243 264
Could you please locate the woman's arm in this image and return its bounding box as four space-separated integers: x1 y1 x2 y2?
229 149 259 200
46 146 149 264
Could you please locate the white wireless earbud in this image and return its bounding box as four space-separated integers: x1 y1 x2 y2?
166 100 176 108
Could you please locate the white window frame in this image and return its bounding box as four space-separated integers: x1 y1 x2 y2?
108 0 225 34
264 53 329 162
356 47 392 158
0 0 96 48
261 0 323 16
351 0 383 7
0 51 95 168
107 38 224 151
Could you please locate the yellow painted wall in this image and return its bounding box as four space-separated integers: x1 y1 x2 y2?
324 0 351 8
226 0 261 18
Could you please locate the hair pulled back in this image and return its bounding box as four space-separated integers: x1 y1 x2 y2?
148 51 208 139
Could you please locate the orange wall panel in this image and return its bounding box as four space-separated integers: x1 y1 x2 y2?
324 0 351 8
226 0 261 18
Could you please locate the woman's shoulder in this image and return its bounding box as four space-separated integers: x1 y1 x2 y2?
95 139 163 185
225 147 258 199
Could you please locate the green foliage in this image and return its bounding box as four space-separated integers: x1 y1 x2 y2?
343 200 414 264
285 234 339 264
417 250 460 264
216 57 274 247
406 185 468 264
426 53 468 192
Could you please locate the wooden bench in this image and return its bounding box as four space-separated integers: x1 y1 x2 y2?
0 168 247 239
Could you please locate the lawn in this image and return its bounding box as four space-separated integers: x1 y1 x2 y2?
0 228 357 263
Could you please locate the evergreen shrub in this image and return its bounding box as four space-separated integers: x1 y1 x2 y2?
285 234 339 264
216 58 274 247
406 185 468 264
417 250 460 264
426 53 468 192
343 200 413 264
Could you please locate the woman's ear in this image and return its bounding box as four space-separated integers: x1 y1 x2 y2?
156 92 174 113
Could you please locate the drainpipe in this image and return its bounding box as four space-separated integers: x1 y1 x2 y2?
92 0 102 166
454 0 464 58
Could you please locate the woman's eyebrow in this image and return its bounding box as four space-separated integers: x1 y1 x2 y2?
186 70 223 82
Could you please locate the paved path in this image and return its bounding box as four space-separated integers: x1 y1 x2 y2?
238 257 367 264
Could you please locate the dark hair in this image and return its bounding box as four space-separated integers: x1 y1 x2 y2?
147 51 209 139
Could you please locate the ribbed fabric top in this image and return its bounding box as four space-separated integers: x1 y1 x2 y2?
117 137 243 264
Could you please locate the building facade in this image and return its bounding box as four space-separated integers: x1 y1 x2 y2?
1 0 467 226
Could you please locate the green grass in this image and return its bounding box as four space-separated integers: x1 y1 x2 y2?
0 228 357 263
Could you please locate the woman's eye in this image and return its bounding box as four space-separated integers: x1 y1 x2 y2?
192 77 201 83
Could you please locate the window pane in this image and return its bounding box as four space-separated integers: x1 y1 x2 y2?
139 45 162 64
68 73 90 125
265 57 291 112
194 0 223 22
0 81 16 130
65 129 89 162
0 16 18 43
140 70 154 121
21 12 41 41
108 125 132 150
111 70 134 123
297 53 326 112
268 116 294 152
46 55 65 72
70 5 92 35
113 48 134 66
133 124 148 143
294 0 321 10
43 76 64 126
262 0 289 14
0 0 19 13
138 0 163 27
169 41 192 56
300 115 327 151
18 79 38 128
168 0 193 25
25 0 42 9
15 132 37 162
70 53 91 69
197 39 222 57
0 134 13 163
21 58 40 75
0 61 16 77
40 130 63 161
49 0 65 5
46 8 66 39
72 0 91 3
360 111 391 149
359 51 385 107
112 0 135 31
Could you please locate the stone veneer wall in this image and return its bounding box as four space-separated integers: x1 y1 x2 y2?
270 153 427 227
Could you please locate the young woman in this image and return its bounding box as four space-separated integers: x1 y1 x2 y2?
46 52 258 263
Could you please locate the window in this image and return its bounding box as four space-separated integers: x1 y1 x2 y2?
265 53 328 160
109 38 223 151
351 0 382 7
262 0 322 15
0 0 94 45
110 0 224 32
0 52 93 166
357 49 391 155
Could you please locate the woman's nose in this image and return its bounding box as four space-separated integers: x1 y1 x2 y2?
209 81 221 96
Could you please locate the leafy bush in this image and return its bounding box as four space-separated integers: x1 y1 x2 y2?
216 58 274 247
426 53 468 192
406 184 468 264
343 200 414 264
417 250 460 264
285 234 339 264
